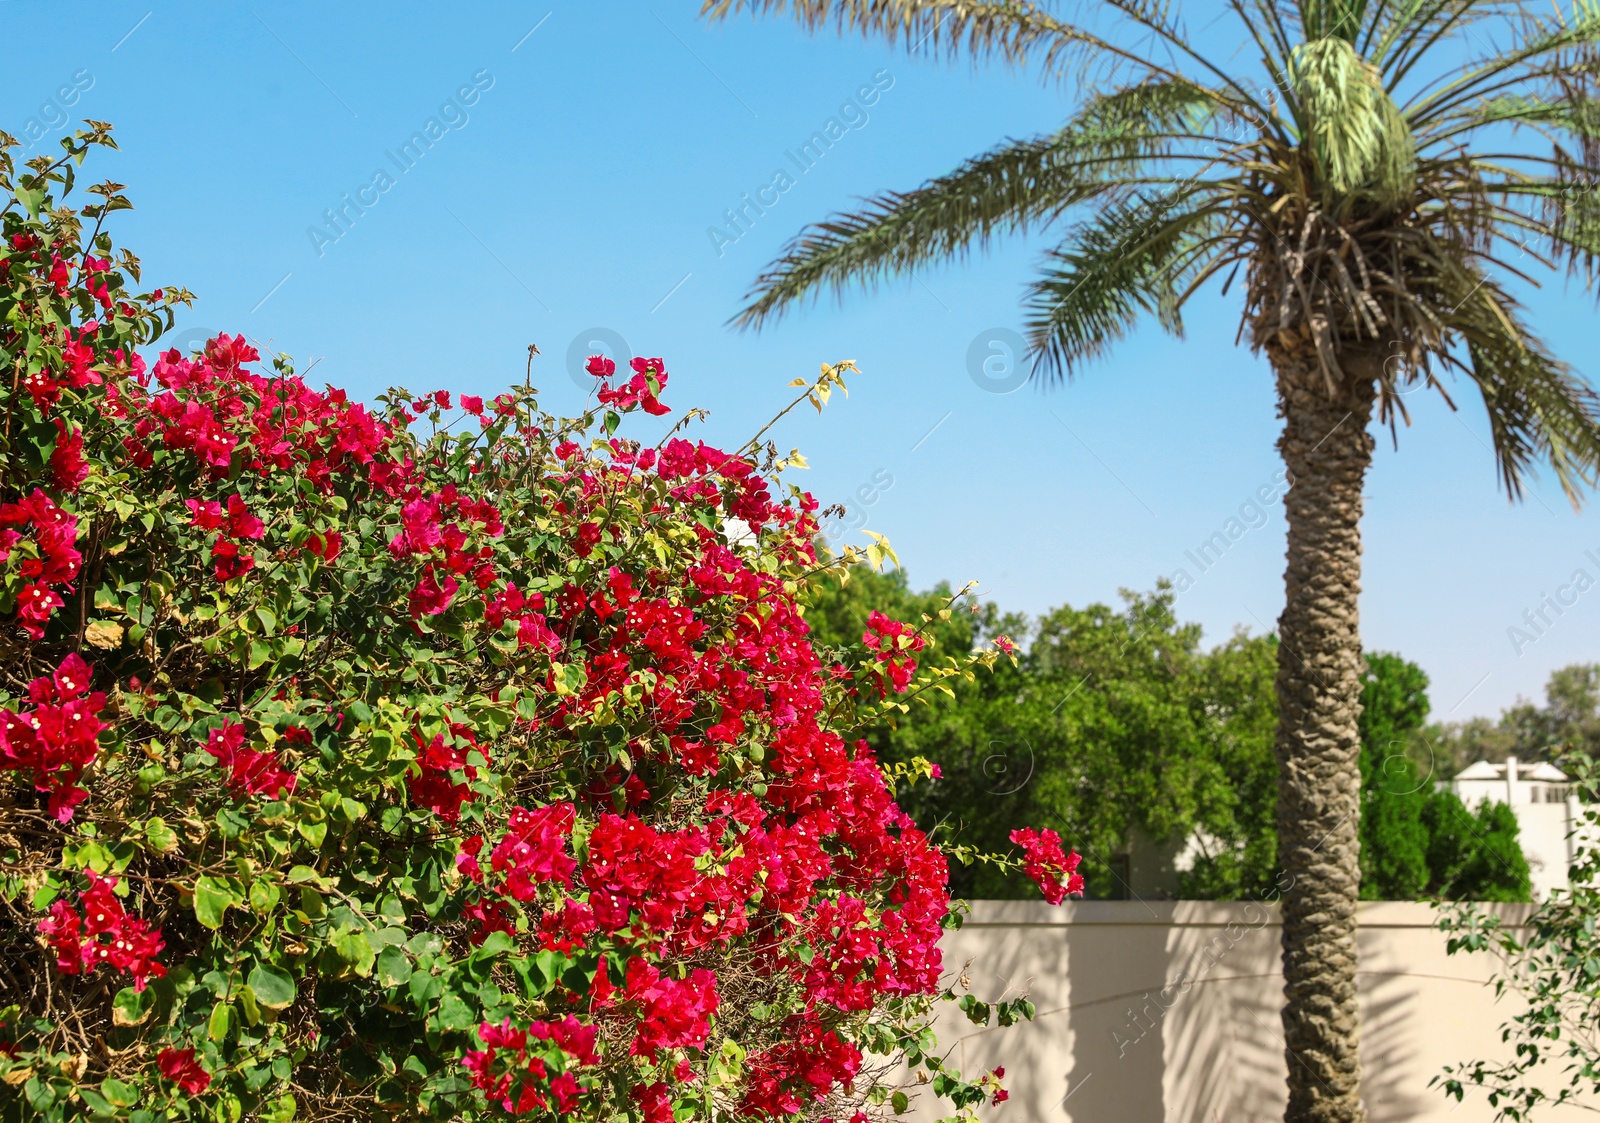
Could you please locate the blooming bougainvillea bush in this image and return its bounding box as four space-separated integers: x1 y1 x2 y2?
0 128 1082 1123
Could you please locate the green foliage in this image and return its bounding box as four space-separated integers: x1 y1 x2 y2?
1173 630 1282 899
1359 653 1530 901
1359 653 1433 899
808 577 1533 903
807 574 1285 899
1422 794 1532 904
1437 754 1600 1120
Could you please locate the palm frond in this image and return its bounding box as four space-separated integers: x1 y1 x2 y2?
1432 92 1600 166
1541 173 1600 282
1024 187 1232 381
1090 0 1283 126
1301 0 1372 41
699 0 1175 82
1405 2 1600 125
1371 0 1501 85
1440 268 1600 503
730 78 1226 328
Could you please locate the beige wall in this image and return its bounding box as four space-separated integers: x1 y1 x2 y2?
905 900 1598 1123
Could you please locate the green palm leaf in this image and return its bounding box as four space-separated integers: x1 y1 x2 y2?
1443 269 1600 501
731 78 1227 327
1024 188 1232 380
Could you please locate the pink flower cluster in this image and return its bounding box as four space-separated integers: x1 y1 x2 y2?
1009 827 1085 905
490 803 579 896
586 354 670 416
0 653 106 820
157 1048 211 1094
388 486 507 621
187 494 266 582
14 316 105 416
204 720 296 798
0 489 82 639
617 959 719 1061
409 724 487 822
862 610 926 694
37 872 166 991
483 582 560 653
462 1016 598 1115
0 323 394 641
137 334 388 486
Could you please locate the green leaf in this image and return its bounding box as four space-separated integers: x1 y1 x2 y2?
472 930 514 960
100 1078 137 1108
538 949 573 989
248 963 297 1009
77 1089 115 1118
368 730 395 760
263 1093 297 1123
70 841 114 875
239 984 261 1026
249 880 282 914
435 992 477 1033
144 817 179 854
15 184 44 217
193 875 243 929
332 930 376 977
112 985 154 1027
209 1002 234 1043
377 945 413 987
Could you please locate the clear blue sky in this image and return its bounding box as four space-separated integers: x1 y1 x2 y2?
4 1 1596 723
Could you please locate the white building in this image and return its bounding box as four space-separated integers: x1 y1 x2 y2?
1445 756 1583 900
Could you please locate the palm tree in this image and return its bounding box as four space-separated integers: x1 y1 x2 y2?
699 1 1600 1119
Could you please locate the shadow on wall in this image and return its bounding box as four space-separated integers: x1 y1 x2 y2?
927 905 1073 1122
913 901 1598 1123
1060 908 1169 1121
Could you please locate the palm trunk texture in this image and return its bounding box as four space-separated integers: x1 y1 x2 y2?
1271 331 1378 1123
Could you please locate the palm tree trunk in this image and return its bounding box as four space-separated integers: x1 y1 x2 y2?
1271 333 1377 1123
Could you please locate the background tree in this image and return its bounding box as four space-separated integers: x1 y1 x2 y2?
809 570 1532 902
1500 663 1600 761
1359 653 1433 898
806 577 1265 898
1358 654 1530 901
1424 662 1600 775
701 3 1600 1117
